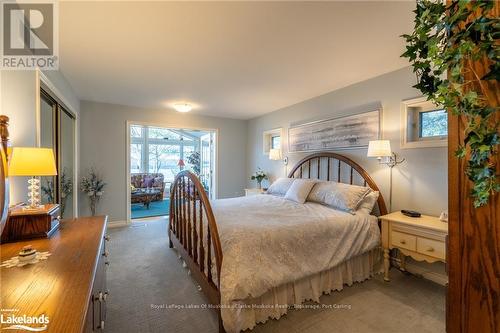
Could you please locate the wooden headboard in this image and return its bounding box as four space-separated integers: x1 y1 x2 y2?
287 152 387 216
0 115 9 236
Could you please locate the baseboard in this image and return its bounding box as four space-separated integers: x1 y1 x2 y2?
107 220 129 228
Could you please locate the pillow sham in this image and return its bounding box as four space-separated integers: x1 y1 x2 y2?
284 179 316 204
356 190 379 215
266 177 294 196
307 181 371 214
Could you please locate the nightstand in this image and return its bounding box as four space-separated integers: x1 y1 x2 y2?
379 211 448 282
244 188 265 196
1 204 61 243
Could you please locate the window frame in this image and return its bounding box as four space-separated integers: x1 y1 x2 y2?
263 128 282 155
401 97 448 149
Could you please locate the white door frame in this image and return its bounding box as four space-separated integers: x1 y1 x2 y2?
125 121 219 223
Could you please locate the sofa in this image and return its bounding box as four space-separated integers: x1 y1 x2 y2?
131 173 165 203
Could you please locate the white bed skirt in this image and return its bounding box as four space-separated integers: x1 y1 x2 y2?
222 248 382 332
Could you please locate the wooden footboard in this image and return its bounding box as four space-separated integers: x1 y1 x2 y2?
168 171 224 330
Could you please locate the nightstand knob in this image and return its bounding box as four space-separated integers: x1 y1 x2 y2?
426 247 434 252
56 216 61 221
400 240 406 245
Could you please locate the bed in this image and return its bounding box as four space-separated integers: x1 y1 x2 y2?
168 153 387 332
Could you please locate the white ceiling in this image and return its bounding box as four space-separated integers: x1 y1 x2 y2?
59 1 414 119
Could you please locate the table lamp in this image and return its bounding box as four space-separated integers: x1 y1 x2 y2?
367 140 405 212
178 158 185 171
8 147 57 209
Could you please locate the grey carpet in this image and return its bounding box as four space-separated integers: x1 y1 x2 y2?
105 218 445 333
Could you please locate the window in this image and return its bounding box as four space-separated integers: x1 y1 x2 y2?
130 143 143 173
401 97 447 148
419 109 447 138
262 128 282 154
129 125 206 183
271 135 281 150
130 125 143 138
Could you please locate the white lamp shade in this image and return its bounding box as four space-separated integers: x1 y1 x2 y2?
367 140 392 158
269 148 281 161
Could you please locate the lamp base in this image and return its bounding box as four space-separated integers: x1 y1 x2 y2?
27 177 42 208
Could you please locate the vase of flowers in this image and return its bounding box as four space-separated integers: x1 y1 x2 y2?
81 168 106 216
40 168 73 217
250 168 268 189
59 169 73 217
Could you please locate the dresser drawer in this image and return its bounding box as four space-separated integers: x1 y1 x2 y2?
391 231 416 251
417 237 445 260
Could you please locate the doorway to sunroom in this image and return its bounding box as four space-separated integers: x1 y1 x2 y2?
128 124 216 220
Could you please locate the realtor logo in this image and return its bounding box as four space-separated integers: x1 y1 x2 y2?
1 0 58 69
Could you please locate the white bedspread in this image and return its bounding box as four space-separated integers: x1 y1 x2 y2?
210 194 380 327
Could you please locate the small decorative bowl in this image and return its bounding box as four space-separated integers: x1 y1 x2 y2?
18 245 37 262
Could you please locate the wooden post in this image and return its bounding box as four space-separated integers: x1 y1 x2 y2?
447 3 499 332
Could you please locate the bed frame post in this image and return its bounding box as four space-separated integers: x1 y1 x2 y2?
168 170 225 331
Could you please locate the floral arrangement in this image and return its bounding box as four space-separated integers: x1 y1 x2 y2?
41 168 73 217
41 179 55 204
186 151 201 175
59 169 73 217
250 168 268 189
81 168 106 216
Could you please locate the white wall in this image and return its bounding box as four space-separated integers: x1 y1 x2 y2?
246 67 448 216
79 101 247 222
0 69 80 205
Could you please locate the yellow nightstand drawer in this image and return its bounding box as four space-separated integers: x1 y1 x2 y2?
417 237 445 260
391 231 416 251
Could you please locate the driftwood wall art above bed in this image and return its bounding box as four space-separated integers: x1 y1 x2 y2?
168 152 387 332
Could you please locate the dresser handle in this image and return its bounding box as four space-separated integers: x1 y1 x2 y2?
56 215 61 221
105 235 110 241
400 240 406 245
97 320 105 330
426 247 434 252
95 291 104 302
103 251 109 257
103 290 109 301
105 261 110 266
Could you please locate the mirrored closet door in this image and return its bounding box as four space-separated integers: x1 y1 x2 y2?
39 89 76 219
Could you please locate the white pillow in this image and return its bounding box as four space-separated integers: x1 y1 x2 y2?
356 191 379 215
266 178 294 196
307 181 371 214
284 179 316 204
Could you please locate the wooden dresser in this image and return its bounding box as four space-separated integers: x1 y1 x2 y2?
0 216 109 332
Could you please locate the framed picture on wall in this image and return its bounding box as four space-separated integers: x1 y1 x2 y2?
288 109 381 152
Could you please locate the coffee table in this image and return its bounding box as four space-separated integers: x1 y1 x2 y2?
131 189 161 209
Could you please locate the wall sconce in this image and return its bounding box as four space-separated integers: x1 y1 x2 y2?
367 140 405 212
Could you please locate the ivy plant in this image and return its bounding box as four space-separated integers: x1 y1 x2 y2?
401 0 500 207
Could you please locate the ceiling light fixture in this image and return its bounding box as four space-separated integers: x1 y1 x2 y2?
173 103 192 113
